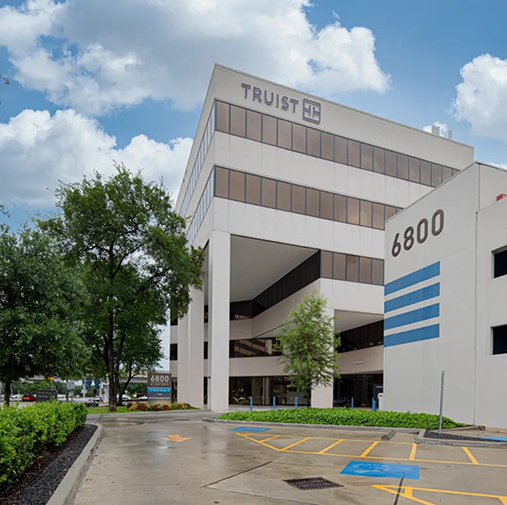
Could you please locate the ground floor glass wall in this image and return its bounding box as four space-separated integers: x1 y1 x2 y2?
228 377 308 406
333 374 383 408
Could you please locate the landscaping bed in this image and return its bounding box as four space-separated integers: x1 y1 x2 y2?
218 408 466 430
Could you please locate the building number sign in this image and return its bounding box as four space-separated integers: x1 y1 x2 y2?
392 209 444 257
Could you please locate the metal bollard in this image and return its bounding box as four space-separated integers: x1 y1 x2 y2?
295 397 298 409
273 396 276 410
372 398 377 412
250 396 253 412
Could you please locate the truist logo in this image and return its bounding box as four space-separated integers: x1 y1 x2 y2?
241 83 321 124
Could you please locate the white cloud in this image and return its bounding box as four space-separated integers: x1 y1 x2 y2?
0 108 192 207
423 121 449 137
454 54 507 143
0 0 390 115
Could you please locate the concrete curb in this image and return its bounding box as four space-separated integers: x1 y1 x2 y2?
203 417 421 434
46 424 103 505
87 409 208 420
415 430 507 449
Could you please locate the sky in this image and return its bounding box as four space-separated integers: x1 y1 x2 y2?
2 0 507 228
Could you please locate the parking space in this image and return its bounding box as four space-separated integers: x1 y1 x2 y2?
76 416 507 505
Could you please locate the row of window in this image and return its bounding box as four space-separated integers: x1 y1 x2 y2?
339 321 384 352
215 166 403 230
180 104 215 219
216 101 459 187
321 251 384 286
186 171 214 244
230 337 281 358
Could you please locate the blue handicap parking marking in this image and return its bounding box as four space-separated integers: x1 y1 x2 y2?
341 461 420 480
230 427 271 432
489 437 507 441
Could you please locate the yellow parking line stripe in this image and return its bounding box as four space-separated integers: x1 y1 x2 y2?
260 435 281 443
318 439 343 454
462 446 479 464
280 437 311 451
409 443 417 460
360 441 380 457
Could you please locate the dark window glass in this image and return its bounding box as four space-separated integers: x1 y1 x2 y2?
334 195 347 222
385 150 397 177
320 191 333 220
339 321 384 352
452 168 460 177
431 163 442 186
230 105 246 137
216 101 230 133
373 147 385 174
215 167 229 198
262 115 277 146
372 259 384 285
246 110 262 142
333 253 346 280
322 251 333 278
359 257 372 284
277 119 292 150
372 203 385 230
420 160 431 185
261 178 276 208
360 201 372 227
348 140 360 168
204 342 208 359
347 197 360 225
493 326 507 355
293 124 306 154
170 344 178 361
385 206 397 220
361 144 373 171
245 174 261 205
321 132 334 161
409 157 420 183
307 128 320 157
306 188 319 217
334 136 347 164
398 154 409 180
230 171 245 201
442 166 453 182
276 181 291 211
494 249 507 278
346 255 359 282
291 185 306 214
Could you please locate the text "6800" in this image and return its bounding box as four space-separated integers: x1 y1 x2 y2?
392 210 444 257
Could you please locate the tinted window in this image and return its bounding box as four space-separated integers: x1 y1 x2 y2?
373 147 385 174
420 160 431 185
293 124 306 154
333 253 346 280
262 115 277 146
359 257 372 284
307 128 320 157
347 197 360 225
230 105 246 137
385 205 397 220
409 157 420 183
361 144 373 171
360 201 372 227
320 191 333 220
216 101 230 133
334 195 347 222
261 178 276 207
346 255 359 282
245 174 261 205
442 166 453 182
246 110 262 141
306 188 320 217
398 154 409 180
229 171 245 201
372 203 384 230
494 249 507 278
348 140 360 168
431 163 442 186
277 119 292 150
385 150 397 177
372 259 384 285
291 185 306 213
215 167 229 198
276 181 291 211
334 136 347 164
321 132 334 161
322 251 333 278
493 325 507 355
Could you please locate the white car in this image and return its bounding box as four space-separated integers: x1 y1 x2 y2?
121 394 131 401
137 395 148 401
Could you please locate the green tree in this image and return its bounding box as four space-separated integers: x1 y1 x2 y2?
41 166 204 411
275 291 340 407
0 224 88 405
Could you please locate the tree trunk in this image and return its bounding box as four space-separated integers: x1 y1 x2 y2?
306 388 311 408
107 308 117 412
3 378 11 406
117 376 123 406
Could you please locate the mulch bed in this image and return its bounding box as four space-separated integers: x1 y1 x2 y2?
424 430 506 443
0 424 97 505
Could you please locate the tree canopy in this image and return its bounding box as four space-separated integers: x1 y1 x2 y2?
275 291 340 406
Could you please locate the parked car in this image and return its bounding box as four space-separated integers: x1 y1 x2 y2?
85 399 100 407
21 394 36 402
121 394 131 401
137 395 148 401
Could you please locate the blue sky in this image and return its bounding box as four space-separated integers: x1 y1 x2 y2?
1 0 507 229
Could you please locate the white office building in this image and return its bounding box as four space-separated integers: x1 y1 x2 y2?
172 64 474 412
384 162 507 428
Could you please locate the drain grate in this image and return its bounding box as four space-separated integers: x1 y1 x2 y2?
284 477 343 491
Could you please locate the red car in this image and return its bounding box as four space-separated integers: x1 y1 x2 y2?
21 394 36 402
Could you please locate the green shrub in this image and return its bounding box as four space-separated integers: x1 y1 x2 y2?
218 408 466 430
0 402 87 494
127 402 192 412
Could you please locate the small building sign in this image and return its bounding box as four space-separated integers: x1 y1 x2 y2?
147 372 172 402
37 389 58 402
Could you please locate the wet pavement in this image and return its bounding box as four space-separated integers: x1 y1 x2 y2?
75 413 507 504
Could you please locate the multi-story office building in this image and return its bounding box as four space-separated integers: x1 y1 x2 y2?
384 163 507 428
171 64 474 412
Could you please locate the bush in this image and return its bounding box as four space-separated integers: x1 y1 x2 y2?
218 408 466 430
127 402 192 412
0 402 87 493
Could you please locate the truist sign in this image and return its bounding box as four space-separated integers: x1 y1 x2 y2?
241 83 321 124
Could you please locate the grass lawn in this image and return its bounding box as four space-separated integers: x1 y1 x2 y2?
86 406 130 414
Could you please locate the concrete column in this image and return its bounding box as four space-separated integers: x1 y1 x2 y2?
208 231 231 412
311 307 335 408
177 315 189 403
183 286 204 408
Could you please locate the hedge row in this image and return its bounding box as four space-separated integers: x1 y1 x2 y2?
218 408 466 429
126 402 192 411
0 402 87 493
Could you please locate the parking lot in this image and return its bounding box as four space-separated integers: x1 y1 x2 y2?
76 413 507 504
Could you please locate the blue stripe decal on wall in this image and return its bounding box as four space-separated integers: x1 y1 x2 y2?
385 262 440 296
384 324 440 347
384 283 440 313
384 304 439 330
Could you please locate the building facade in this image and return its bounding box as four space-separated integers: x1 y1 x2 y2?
172 64 474 412
384 163 507 428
